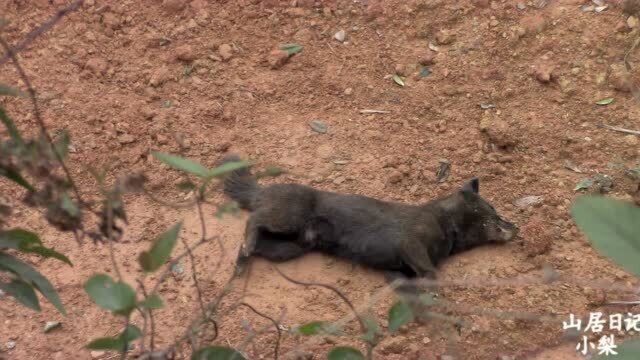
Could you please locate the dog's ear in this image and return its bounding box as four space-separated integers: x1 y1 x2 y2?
461 177 479 194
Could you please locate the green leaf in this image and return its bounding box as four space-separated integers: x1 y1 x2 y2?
151 151 210 177
0 279 40 311
0 228 72 266
0 165 34 191
138 222 182 272
0 252 65 314
86 325 142 352
53 130 70 160
574 178 593 191
571 196 640 276
0 84 26 97
192 346 246 360
594 338 640 359
392 74 405 87
327 346 365 360
388 300 414 332
138 294 164 309
206 160 250 178
295 321 341 335
84 274 136 315
0 107 24 147
360 314 380 344
120 324 142 343
280 43 303 56
177 180 196 191
595 97 614 105
86 337 124 351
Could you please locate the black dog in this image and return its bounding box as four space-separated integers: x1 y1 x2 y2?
221 155 517 284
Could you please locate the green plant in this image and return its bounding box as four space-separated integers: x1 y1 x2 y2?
571 195 640 358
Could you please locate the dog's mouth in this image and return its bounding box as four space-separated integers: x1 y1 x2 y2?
497 219 518 242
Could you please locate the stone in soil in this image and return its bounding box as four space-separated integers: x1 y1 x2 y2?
267 49 290 69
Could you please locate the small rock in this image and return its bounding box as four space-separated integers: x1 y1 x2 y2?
149 66 173 87
334 30 346 42
218 43 233 61
85 57 108 76
309 120 328 134
6 341 16 350
422 337 431 344
625 135 639 146
333 176 346 185
344 87 353 95
118 134 136 145
102 12 120 30
174 44 196 61
267 49 290 69
479 116 519 148
435 29 455 45
533 63 554 83
419 51 436 65
519 15 547 35
609 64 634 92
213 141 231 152
473 0 490 8
513 195 544 209
388 170 404 184
90 350 106 359
394 63 407 76
162 0 186 13
516 2 526 10
44 321 62 333
380 337 408 355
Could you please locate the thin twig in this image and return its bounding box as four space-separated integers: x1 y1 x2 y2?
142 187 198 209
105 194 123 281
273 266 366 334
605 300 640 306
359 109 391 114
0 35 85 209
136 280 156 352
240 303 282 360
598 123 640 136
149 237 210 296
0 0 85 66
273 266 375 358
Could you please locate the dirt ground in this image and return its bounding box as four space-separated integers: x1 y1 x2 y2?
1 0 640 359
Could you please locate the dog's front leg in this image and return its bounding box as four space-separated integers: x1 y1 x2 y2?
234 216 259 276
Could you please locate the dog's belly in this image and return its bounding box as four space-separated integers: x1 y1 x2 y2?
329 228 406 271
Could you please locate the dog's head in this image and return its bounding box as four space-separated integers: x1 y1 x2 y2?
444 178 518 252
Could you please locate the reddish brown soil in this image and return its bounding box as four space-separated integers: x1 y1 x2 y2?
1 0 640 359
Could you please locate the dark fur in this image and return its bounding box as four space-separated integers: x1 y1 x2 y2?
220 154 518 283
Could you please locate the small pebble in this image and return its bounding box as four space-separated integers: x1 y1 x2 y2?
309 120 328 134
334 30 346 42
44 321 62 333
6 341 16 350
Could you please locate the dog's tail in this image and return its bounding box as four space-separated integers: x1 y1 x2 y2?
218 154 259 211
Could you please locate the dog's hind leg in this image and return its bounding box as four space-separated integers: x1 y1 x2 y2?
253 236 308 262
